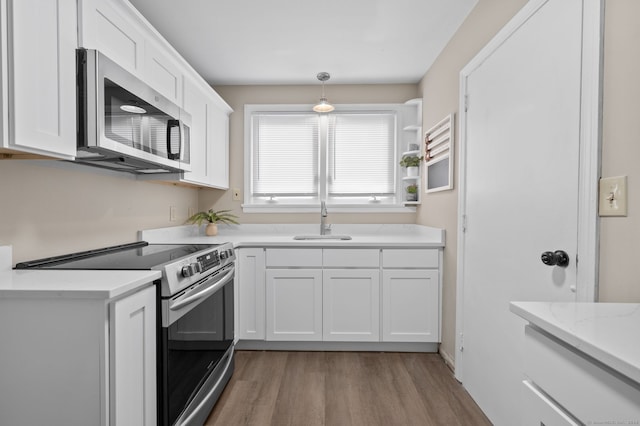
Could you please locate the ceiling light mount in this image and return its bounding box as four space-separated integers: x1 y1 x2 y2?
313 72 335 113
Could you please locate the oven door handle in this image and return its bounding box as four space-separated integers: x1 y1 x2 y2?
170 269 234 311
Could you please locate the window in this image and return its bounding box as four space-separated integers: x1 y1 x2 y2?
244 104 412 212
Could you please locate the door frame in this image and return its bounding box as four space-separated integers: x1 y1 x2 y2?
454 0 604 381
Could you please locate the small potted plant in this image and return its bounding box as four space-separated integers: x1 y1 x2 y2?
406 183 418 202
186 209 239 236
399 155 423 177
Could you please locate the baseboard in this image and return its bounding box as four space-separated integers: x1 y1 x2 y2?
439 347 456 373
236 340 439 353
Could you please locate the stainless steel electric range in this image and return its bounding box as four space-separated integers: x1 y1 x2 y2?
16 241 235 426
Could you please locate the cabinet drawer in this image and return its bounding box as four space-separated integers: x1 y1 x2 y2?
525 325 640 423
382 249 438 268
521 380 579 426
323 249 379 268
265 249 322 267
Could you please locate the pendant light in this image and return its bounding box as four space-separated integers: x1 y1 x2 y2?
313 72 335 113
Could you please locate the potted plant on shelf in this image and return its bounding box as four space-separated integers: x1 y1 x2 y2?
186 209 239 236
399 155 423 177
406 183 418 202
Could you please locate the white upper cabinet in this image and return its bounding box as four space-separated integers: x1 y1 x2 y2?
176 76 231 189
144 39 184 105
0 0 77 159
78 0 146 77
206 96 231 189
78 0 232 186
182 78 209 185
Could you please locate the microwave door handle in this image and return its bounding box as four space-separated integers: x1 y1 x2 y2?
170 269 234 311
166 119 180 160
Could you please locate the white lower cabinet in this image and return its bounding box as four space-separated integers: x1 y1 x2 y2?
522 380 580 426
110 286 157 426
237 248 266 340
323 269 380 341
0 284 156 426
237 247 442 345
381 269 439 342
265 269 323 341
522 325 640 424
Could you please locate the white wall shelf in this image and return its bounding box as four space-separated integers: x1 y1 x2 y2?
401 99 423 205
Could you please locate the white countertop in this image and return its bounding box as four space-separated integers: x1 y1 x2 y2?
0 269 161 299
510 301 640 385
1 224 442 297
139 223 445 248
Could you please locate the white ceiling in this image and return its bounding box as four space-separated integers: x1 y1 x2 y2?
128 0 478 86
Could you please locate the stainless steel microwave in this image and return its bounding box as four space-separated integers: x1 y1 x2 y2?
75 49 191 174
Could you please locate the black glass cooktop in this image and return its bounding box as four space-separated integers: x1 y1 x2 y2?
15 241 218 270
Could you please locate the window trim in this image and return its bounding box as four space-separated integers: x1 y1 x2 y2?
243 103 416 213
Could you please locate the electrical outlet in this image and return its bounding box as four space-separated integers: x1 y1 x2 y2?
169 205 177 222
233 188 241 201
599 176 627 217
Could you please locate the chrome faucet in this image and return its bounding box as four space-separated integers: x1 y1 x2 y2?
320 201 330 235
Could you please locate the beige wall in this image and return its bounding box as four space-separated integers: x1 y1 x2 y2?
0 161 198 264
416 0 529 365
199 84 420 225
599 0 640 302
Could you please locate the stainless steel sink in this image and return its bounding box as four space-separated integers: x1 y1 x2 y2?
293 235 352 240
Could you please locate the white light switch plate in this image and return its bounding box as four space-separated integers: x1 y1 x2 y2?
599 176 627 217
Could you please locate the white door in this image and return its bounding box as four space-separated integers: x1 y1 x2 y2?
456 0 601 424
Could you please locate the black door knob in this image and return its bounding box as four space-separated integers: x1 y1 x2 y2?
541 250 570 267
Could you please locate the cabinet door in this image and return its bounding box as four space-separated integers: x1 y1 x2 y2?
237 248 266 340
265 269 322 341
110 285 157 426
382 269 439 342
144 40 184 105
181 77 209 185
207 100 231 189
178 78 230 188
79 0 145 76
323 269 380 342
4 0 77 158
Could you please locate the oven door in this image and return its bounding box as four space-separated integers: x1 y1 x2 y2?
159 263 234 426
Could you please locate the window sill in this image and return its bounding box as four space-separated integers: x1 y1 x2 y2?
241 204 417 214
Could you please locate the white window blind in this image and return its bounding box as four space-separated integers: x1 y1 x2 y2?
251 113 319 196
245 104 409 211
328 112 396 196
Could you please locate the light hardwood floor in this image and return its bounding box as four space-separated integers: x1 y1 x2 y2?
205 351 491 425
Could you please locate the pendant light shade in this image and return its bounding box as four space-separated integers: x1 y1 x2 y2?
313 72 335 113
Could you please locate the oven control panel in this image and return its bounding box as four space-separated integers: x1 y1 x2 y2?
164 243 235 297
198 250 220 271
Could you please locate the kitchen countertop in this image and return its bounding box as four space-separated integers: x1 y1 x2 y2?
510 301 640 385
0 269 161 299
1 224 442 297
139 223 445 248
